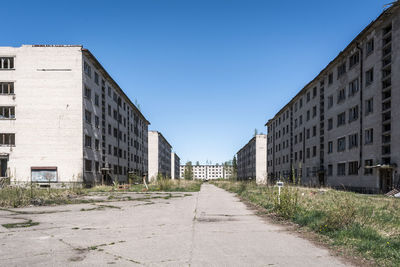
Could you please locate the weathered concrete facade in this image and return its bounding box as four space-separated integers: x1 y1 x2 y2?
179 164 233 180
171 152 180 179
266 4 400 193
0 45 149 186
148 131 172 181
237 134 267 184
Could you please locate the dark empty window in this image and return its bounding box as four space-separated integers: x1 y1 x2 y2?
337 137 346 152
85 159 92 172
348 161 358 175
0 107 15 119
337 63 346 78
85 110 92 124
366 39 374 55
349 52 359 68
366 68 374 86
0 82 14 94
0 57 14 69
0 133 15 146
337 163 346 176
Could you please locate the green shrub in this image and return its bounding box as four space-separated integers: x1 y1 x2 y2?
273 186 299 219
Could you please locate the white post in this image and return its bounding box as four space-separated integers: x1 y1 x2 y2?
278 186 281 205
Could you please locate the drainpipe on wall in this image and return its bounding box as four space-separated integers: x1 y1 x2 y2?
356 42 364 170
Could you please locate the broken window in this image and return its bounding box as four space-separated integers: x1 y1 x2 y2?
0 107 15 119
0 57 14 69
0 82 14 94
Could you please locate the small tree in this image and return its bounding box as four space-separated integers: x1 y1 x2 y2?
184 161 194 180
232 155 238 180
196 161 200 166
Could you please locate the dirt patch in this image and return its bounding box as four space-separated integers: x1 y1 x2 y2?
2 220 39 229
196 216 237 223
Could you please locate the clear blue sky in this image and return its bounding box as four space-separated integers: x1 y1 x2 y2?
1 0 387 164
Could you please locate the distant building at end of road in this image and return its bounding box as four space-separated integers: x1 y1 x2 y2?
179 164 233 180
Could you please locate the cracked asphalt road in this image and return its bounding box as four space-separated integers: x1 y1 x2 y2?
0 184 350 266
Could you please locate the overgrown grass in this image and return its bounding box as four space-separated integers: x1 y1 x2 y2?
87 179 202 193
0 185 86 208
212 180 400 267
0 180 202 208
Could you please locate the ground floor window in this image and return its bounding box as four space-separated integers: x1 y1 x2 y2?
337 163 346 176
31 167 57 182
348 161 359 175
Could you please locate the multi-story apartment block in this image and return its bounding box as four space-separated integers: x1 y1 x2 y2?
179 164 233 180
148 131 172 181
0 45 149 186
266 3 400 193
237 134 267 184
171 152 180 179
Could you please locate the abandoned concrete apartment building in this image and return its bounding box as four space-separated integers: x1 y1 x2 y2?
171 152 181 179
266 4 400 193
148 131 173 182
0 45 150 185
179 164 233 180
237 134 267 184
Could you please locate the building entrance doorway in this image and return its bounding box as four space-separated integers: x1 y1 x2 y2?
0 155 8 177
379 169 393 193
318 172 325 187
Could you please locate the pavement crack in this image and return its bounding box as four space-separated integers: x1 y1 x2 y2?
188 187 201 266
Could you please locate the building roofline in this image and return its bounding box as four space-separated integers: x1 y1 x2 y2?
264 2 399 126
81 48 150 125
237 134 267 155
149 130 172 148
